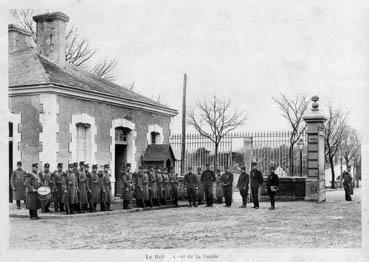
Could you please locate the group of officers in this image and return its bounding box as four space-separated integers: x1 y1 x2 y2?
184 162 280 210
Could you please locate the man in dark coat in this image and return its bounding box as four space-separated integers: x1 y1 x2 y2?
135 167 145 208
10 161 26 209
157 168 165 205
122 164 135 209
142 167 151 207
196 167 204 205
102 164 112 211
78 162 89 212
184 166 198 207
85 163 93 212
266 165 279 210
250 162 263 209
342 166 353 201
201 163 216 207
24 163 42 219
169 167 179 207
52 163 65 212
63 163 79 214
220 166 234 207
149 166 159 206
89 164 101 212
215 169 224 204
237 166 249 208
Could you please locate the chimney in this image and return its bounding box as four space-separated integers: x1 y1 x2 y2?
8 24 33 52
33 11 69 67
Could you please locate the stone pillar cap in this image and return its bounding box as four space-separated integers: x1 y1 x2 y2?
303 95 327 122
8 24 32 36
33 11 70 23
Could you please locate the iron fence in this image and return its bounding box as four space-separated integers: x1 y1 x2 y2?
170 131 307 177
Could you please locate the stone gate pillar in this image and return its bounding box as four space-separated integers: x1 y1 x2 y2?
303 96 327 202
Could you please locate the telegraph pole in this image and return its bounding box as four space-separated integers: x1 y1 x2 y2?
180 73 187 176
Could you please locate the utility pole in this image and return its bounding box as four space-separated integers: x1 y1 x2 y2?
180 73 187 176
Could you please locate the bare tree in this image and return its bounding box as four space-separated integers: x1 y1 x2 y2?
188 96 246 172
324 104 348 189
272 94 308 175
10 9 117 80
341 126 360 169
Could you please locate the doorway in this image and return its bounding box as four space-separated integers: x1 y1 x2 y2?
115 144 127 195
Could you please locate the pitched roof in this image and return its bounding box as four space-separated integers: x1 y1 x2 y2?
9 47 177 116
143 144 176 162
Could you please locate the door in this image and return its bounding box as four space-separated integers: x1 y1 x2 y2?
115 144 127 195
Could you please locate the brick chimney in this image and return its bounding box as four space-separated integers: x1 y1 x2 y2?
8 24 33 52
33 11 69 67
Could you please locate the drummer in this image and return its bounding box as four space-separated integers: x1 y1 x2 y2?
24 163 42 220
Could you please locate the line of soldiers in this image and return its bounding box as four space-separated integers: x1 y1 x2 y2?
120 164 179 209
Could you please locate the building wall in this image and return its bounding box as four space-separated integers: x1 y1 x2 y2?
9 95 42 171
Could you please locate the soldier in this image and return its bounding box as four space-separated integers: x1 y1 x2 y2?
201 163 216 207
63 163 79 215
157 168 165 205
135 166 145 208
24 163 42 219
215 169 223 204
89 164 101 212
220 166 234 207
53 163 65 212
149 166 158 206
184 166 198 207
122 164 135 209
78 162 89 213
98 165 106 211
169 167 179 207
266 165 279 210
236 166 249 208
10 161 27 209
196 167 204 205
102 164 112 211
142 167 151 207
163 168 171 204
85 163 93 212
250 162 263 209
342 166 353 201
40 163 54 213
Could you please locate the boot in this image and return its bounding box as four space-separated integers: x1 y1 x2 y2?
106 203 111 211
66 204 70 215
93 203 97 212
101 202 106 211
60 203 65 212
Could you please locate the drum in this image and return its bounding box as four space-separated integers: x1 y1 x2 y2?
37 186 51 201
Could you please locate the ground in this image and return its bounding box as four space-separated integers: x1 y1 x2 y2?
9 188 361 249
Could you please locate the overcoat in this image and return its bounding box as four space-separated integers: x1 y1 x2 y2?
163 173 170 198
169 172 179 199
122 171 134 201
89 171 101 203
215 175 224 198
101 172 112 203
342 171 353 195
24 171 42 210
10 169 26 200
63 172 79 204
142 172 150 201
78 170 89 204
53 170 65 203
149 171 158 199
135 172 144 200
196 172 205 200
184 172 198 189
266 172 279 196
157 172 164 199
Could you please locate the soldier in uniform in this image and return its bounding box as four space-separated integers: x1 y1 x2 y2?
236 166 249 208
40 163 54 213
201 163 216 207
63 163 79 214
163 168 171 204
142 167 151 207
122 164 135 209
169 167 179 207
89 164 101 212
98 165 106 211
135 166 145 208
184 166 198 207
342 166 353 201
10 161 26 209
266 165 279 210
157 168 165 205
102 164 112 211
78 162 89 212
196 167 204 205
53 163 65 212
215 169 223 204
220 166 234 207
250 162 263 209
24 163 42 219
149 166 158 206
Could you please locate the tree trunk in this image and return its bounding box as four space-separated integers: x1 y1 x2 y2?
289 144 294 176
214 143 219 173
329 155 335 189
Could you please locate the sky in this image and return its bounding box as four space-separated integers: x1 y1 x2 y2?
7 0 369 135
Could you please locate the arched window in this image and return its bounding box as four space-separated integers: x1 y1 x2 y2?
151 131 160 144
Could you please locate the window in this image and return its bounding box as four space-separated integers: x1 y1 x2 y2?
115 127 130 145
76 123 90 161
9 122 13 138
151 131 160 144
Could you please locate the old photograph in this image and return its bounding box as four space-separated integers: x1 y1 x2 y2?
2 0 368 261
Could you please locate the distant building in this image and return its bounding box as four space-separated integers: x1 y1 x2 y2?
8 12 177 195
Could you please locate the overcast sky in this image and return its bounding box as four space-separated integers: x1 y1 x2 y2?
8 0 369 135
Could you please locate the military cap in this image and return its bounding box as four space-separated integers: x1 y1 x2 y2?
92 164 98 169
126 163 131 167
32 163 38 168
216 169 221 172
79 161 85 166
57 163 63 168
73 162 78 167
85 163 90 168
241 166 246 170
16 161 22 166
44 163 50 168
197 167 202 171
104 164 109 168
68 163 74 168
251 162 258 166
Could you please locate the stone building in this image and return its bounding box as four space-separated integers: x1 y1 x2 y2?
8 11 177 195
